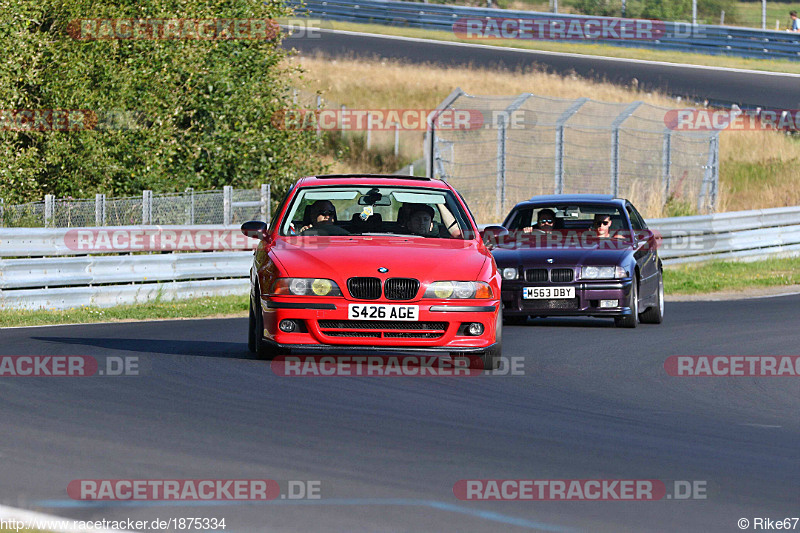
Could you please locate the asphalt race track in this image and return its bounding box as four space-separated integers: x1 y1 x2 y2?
283 29 800 109
1 294 798 532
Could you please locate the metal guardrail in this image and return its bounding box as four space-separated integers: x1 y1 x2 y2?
1 205 798 310
289 0 800 61
648 205 800 264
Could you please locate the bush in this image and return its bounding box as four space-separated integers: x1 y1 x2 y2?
0 0 326 205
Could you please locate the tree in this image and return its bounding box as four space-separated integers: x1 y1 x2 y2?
0 0 325 204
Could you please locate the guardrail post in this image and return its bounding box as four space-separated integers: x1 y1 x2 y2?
610 101 643 197
393 122 400 156
223 186 232 226
95 193 106 226
662 130 672 199
496 113 506 221
261 183 270 223
0 198 4 227
142 190 152 225
45 194 54 228
698 134 719 213
185 187 195 224
554 97 588 194
710 134 719 212
340 105 346 138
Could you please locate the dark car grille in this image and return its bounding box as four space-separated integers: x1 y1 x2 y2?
522 298 580 310
384 278 420 300
525 269 548 282
551 268 574 283
347 277 382 300
318 320 447 340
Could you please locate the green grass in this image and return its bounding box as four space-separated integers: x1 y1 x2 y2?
734 1 796 29
0 294 248 328
322 20 800 74
664 256 800 294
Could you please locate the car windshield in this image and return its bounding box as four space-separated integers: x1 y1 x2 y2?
502 204 631 247
279 185 474 239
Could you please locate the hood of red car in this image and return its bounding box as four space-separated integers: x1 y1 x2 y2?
270 236 490 282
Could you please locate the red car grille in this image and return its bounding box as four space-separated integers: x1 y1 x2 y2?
384 278 420 300
318 320 447 339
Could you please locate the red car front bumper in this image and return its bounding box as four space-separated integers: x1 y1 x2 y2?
260 297 500 352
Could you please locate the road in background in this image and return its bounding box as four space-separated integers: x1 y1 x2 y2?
283 29 800 109
0 295 797 532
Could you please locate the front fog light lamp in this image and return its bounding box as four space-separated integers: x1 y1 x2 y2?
279 319 297 332
502 267 518 280
467 322 484 336
599 300 618 308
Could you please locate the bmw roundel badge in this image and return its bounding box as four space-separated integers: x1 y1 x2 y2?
378 267 389 273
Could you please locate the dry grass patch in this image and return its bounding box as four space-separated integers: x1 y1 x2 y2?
289 55 800 214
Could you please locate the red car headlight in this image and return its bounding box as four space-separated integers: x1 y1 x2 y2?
423 281 493 299
272 278 343 296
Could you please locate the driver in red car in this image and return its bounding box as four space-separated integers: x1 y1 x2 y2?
298 200 337 234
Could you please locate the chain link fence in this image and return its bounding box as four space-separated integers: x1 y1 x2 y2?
426 89 719 220
1 186 271 228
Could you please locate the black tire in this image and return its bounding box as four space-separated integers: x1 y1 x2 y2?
481 310 503 371
248 296 257 353
639 271 664 324
503 315 528 326
250 290 279 360
614 277 639 329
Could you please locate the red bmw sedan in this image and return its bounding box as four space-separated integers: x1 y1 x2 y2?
241 174 502 369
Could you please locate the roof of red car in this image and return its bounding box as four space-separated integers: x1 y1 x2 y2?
297 174 451 189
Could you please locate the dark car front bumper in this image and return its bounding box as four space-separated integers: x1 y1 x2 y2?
501 278 634 317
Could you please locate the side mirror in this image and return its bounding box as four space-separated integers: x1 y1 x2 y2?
241 220 269 240
480 225 508 249
635 229 654 249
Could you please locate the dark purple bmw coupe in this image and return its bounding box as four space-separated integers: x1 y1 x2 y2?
483 194 663 328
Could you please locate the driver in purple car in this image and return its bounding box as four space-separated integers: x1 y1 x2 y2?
523 208 556 234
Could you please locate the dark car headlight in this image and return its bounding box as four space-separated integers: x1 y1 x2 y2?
501 267 518 280
424 281 493 299
581 266 627 279
272 278 343 296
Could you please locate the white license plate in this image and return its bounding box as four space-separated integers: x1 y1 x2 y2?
348 304 419 321
523 287 575 299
